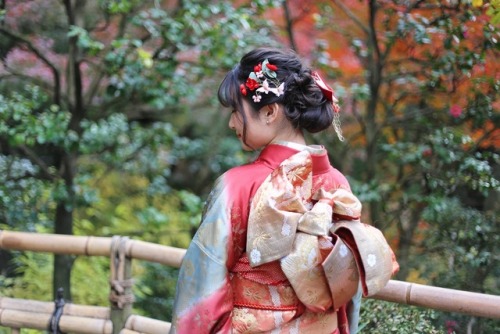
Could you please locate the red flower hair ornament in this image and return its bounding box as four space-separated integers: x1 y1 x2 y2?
242 59 284 103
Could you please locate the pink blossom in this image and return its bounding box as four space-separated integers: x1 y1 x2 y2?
445 320 458 334
449 105 462 118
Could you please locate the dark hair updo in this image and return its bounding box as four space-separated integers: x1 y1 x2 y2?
218 47 335 133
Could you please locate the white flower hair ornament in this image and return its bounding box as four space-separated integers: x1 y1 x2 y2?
239 59 284 103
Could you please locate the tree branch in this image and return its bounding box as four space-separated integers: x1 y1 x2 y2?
472 127 499 151
0 71 54 93
330 0 370 36
380 0 432 62
282 0 297 51
0 27 61 105
368 0 382 65
63 0 85 132
17 145 58 181
84 10 132 107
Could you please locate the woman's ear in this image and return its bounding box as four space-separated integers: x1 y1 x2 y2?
263 103 280 124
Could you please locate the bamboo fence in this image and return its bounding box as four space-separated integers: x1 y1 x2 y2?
1 229 499 333
0 297 170 334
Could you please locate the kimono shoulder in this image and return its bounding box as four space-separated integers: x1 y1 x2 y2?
323 165 351 192
221 160 274 206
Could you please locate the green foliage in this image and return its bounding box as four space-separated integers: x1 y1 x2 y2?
99 0 276 110
133 263 179 321
359 299 446 334
1 252 109 306
0 156 52 230
0 86 70 148
101 0 142 15
420 198 499 293
382 304 500 334
169 135 252 194
71 256 110 306
67 25 105 56
75 167 195 246
1 252 53 301
486 0 500 24
381 129 499 199
0 0 277 230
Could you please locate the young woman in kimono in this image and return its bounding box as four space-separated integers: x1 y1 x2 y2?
170 47 398 334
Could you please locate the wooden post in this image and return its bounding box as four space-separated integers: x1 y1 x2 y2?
109 236 133 334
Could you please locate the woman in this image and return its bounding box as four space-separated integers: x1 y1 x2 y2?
170 47 398 334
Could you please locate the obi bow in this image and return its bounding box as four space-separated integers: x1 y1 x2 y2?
246 150 398 311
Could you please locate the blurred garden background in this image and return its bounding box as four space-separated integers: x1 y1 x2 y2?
0 0 498 333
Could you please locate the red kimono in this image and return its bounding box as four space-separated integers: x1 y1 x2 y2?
170 142 397 334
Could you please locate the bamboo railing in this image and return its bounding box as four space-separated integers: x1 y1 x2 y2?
0 296 170 334
1 229 499 333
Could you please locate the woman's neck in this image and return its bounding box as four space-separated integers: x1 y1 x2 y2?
272 127 306 146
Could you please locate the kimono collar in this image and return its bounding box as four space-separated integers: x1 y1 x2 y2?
256 141 332 174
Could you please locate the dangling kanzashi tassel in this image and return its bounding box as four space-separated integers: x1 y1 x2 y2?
331 101 344 141
312 71 345 142
332 106 344 142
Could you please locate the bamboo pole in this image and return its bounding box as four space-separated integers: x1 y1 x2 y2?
119 330 140 334
0 309 112 333
371 280 500 319
0 230 185 267
126 239 184 268
59 314 113 334
125 315 171 334
0 297 109 319
64 302 110 319
0 230 110 256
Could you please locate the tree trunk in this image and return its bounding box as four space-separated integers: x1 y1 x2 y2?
365 0 383 227
395 204 423 280
52 0 86 301
395 223 412 281
53 153 77 300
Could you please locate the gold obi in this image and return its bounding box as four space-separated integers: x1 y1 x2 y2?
246 150 397 311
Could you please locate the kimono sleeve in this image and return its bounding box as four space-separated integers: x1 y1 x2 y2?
169 176 235 334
